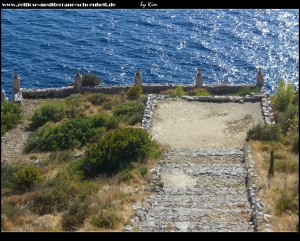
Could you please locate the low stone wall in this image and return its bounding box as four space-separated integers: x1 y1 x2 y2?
20 83 259 99
261 94 276 124
244 143 272 232
141 94 157 131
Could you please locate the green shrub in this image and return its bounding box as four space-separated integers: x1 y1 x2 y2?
138 167 148 176
1 164 23 192
82 74 102 87
82 127 152 177
126 85 143 100
195 88 211 96
172 86 184 97
102 101 113 110
12 165 43 192
127 113 143 126
246 123 281 142
1 101 22 136
272 80 294 112
278 105 299 133
87 93 108 105
113 101 145 124
236 86 261 96
91 112 110 127
24 122 55 153
25 114 111 152
38 117 98 151
61 201 90 231
30 101 65 129
106 116 119 130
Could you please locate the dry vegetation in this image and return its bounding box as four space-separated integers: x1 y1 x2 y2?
247 82 299 232
250 140 299 231
1 90 165 232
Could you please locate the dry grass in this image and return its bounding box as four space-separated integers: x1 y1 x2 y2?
250 140 299 231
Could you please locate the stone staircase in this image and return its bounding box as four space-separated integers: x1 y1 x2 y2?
130 148 254 232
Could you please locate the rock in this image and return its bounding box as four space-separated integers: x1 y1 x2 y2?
132 202 142 210
124 225 133 232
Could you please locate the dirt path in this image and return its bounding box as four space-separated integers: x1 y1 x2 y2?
1 99 43 165
131 99 264 232
150 100 264 149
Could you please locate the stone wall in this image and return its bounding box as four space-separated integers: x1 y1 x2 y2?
20 84 259 99
244 143 272 232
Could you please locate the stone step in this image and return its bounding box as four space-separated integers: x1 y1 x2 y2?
139 221 253 232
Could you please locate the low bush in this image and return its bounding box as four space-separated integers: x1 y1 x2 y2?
12 165 43 192
1 101 22 136
106 116 119 130
113 101 145 125
25 113 111 152
82 74 102 87
272 80 294 112
278 105 299 133
246 123 281 142
87 93 108 106
1 164 23 192
236 86 261 96
30 101 65 130
82 127 152 177
195 88 211 96
138 167 148 176
172 86 184 97
126 85 143 100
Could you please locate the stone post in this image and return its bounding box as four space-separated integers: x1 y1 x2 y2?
1 89 8 102
134 68 142 86
74 70 82 91
195 68 203 88
256 68 264 87
12 72 21 99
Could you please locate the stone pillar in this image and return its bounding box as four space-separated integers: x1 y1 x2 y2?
134 68 142 86
12 72 21 98
195 68 203 88
1 89 8 102
74 70 82 90
256 68 264 87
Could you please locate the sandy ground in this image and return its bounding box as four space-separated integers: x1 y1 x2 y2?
150 100 264 149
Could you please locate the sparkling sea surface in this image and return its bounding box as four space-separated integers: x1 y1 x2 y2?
1 9 299 100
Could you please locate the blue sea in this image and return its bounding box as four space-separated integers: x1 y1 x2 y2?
1 9 299 100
